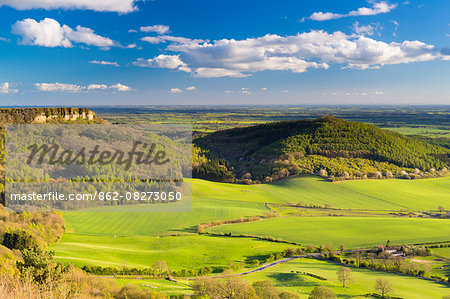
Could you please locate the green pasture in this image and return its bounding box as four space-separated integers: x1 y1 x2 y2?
63 176 450 238
63 197 267 236
242 258 449 299
433 247 450 260
265 176 450 211
209 217 450 248
385 126 450 138
50 234 293 270
419 247 450 277
54 176 450 279
193 176 450 211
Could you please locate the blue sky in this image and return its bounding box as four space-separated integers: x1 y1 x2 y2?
0 0 448 106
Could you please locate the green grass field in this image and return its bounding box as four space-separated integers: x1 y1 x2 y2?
385 126 450 138
50 234 293 270
193 176 450 210
433 247 450 260
209 217 450 248
63 197 267 236
242 258 449 299
52 176 450 282
62 176 450 237
418 247 450 277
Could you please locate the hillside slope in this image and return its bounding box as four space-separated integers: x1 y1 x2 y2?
194 116 449 183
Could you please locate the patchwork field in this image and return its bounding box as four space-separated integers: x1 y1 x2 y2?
209 217 450 248
242 258 449 299
194 176 450 210
64 176 450 237
52 176 450 272
50 234 293 270
63 197 267 236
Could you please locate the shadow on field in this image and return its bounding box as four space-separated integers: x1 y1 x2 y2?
267 272 320 288
172 225 198 233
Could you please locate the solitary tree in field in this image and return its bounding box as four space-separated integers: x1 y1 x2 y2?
309 286 336 299
152 260 168 277
339 245 344 254
337 267 352 287
374 278 393 297
438 205 445 213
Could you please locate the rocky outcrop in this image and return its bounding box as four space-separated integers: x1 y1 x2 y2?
32 108 95 123
0 108 99 124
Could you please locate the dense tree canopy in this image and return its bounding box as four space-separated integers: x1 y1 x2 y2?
194 116 449 183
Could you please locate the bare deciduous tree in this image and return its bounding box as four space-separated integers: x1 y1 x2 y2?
337 267 352 287
374 278 393 297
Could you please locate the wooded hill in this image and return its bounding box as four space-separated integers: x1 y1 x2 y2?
194 116 449 183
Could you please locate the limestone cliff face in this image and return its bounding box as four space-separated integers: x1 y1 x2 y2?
0 108 99 124
32 108 96 123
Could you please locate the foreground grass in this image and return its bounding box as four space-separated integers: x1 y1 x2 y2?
115 278 192 296
50 234 293 270
242 258 449 299
209 217 450 248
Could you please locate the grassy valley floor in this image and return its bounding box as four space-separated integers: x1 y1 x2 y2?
49 175 450 297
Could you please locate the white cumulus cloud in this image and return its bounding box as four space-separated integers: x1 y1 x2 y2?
134 29 440 77
12 18 115 48
169 88 183 93
309 1 396 21
0 0 137 13
310 12 343 21
352 22 382 36
133 54 191 72
185 86 196 91
140 25 170 35
87 84 108 90
111 83 131 92
35 82 131 92
193 68 250 78
0 82 18 94
35 82 84 92
349 1 396 16
141 36 164 44
89 60 119 67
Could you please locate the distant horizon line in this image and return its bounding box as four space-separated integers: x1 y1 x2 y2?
2 104 450 109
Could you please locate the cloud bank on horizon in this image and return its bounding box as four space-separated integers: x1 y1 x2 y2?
135 30 438 78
